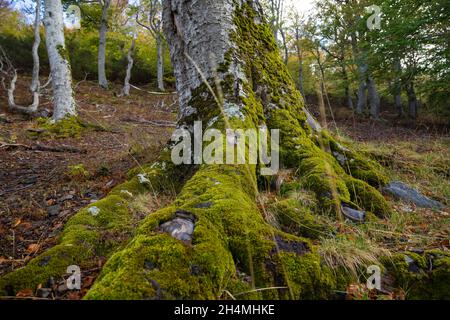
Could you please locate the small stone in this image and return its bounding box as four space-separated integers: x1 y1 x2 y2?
46 277 55 288
341 205 366 223
105 180 115 188
404 255 421 273
138 174 150 184
161 211 196 243
47 205 60 217
190 264 201 276
38 256 52 267
88 206 100 216
57 283 68 294
36 287 52 299
85 192 99 200
58 194 74 202
194 202 213 209
144 260 156 270
120 190 133 198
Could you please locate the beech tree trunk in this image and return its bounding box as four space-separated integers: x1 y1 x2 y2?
393 59 403 116
156 33 165 91
30 0 41 94
351 33 380 117
367 76 380 118
407 81 418 119
294 30 305 97
98 0 110 89
43 0 76 121
121 36 136 96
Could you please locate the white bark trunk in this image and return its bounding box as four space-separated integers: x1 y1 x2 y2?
367 76 380 118
6 69 39 114
156 34 165 92
43 0 76 121
98 0 110 89
30 0 41 94
407 82 418 119
163 0 255 120
122 36 136 96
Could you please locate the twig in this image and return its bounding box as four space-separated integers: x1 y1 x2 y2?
0 143 86 153
121 116 176 127
129 84 174 95
74 72 89 91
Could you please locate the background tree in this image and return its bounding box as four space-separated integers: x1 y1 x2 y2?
136 0 165 92
43 0 76 120
97 0 111 89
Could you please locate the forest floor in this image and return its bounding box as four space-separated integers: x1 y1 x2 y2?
0 77 449 299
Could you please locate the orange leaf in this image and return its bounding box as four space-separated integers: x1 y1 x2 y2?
16 288 34 297
26 243 40 254
12 219 21 228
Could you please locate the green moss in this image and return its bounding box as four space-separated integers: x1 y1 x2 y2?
276 251 337 299
0 161 174 296
345 177 391 218
57 44 70 63
28 116 84 139
86 161 341 300
269 199 335 239
385 250 450 300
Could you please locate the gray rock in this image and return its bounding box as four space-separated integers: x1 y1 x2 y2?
58 194 74 202
194 202 213 209
404 255 421 273
383 181 445 210
56 283 68 294
341 205 366 223
36 288 52 298
47 205 60 217
160 210 196 243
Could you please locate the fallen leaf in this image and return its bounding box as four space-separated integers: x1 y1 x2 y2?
16 288 34 297
12 219 21 228
67 291 82 300
26 243 40 254
82 276 95 289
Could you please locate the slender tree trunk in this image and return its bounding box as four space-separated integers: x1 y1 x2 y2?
43 0 76 121
279 26 289 65
121 36 136 97
30 0 41 94
407 81 418 119
393 59 403 116
367 76 380 118
98 0 110 89
295 29 304 97
341 64 353 110
351 33 367 114
156 33 165 92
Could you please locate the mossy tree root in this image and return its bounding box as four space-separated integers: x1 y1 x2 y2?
0 158 178 296
85 164 338 300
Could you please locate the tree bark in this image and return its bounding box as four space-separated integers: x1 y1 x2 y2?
98 0 110 89
367 76 380 118
156 33 165 92
294 30 305 97
279 25 289 65
351 31 380 117
391 59 403 117
43 0 76 121
407 81 418 119
121 36 136 96
30 0 41 94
